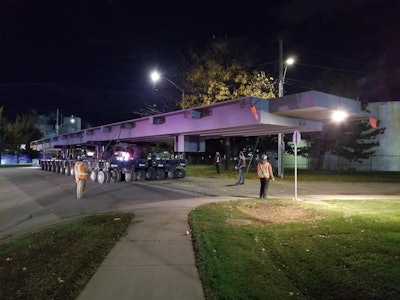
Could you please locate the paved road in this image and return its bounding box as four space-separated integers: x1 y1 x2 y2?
1 166 399 241
0 166 203 240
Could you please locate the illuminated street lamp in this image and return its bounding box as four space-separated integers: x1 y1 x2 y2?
277 57 295 178
150 71 185 102
55 114 79 135
278 58 294 98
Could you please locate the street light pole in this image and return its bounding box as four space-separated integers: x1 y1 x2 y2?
150 71 186 159
150 71 185 102
277 39 294 178
55 114 77 136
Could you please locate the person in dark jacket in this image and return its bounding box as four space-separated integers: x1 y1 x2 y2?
235 151 246 185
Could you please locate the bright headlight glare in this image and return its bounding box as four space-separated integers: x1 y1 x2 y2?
332 110 348 122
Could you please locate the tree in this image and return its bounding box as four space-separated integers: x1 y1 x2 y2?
7 114 42 164
182 39 276 108
289 120 385 170
0 107 10 165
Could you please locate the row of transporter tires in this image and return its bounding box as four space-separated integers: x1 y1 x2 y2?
39 159 186 184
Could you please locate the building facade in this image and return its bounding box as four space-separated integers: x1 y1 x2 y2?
283 101 400 172
340 101 400 171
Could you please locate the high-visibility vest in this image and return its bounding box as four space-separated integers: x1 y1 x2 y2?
257 162 270 179
74 162 89 180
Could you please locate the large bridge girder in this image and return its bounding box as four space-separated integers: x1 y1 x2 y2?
31 91 373 152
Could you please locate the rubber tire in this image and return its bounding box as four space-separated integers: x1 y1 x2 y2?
124 171 133 182
69 166 74 176
97 170 109 184
174 168 186 179
90 170 98 182
155 168 166 180
136 169 146 181
110 169 121 183
145 168 156 180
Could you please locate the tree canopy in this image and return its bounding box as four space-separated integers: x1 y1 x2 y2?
181 39 276 108
288 119 385 170
0 107 42 164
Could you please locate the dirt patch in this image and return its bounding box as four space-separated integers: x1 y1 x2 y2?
225 218 252 226
238 204 323 223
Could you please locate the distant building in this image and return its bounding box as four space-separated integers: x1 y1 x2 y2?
57 116 82 135
283 101 400 172
344 101 400 171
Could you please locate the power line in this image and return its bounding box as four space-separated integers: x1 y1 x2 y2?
285 40 364 66
295 63 365 74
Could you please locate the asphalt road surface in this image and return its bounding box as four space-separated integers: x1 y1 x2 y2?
1 166 399 241
0 166 204 240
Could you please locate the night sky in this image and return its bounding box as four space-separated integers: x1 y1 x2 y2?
1 0 399 127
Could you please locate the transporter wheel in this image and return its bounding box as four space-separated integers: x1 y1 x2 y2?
97 170 109 184
90 170 98 182
69 165 74 176
136 169 146 181
155 168 166 180
145 168 156 180
174 168 186 179
109 169 121 183
167 170 175 179
124 171 133 182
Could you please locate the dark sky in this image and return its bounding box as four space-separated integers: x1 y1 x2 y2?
1 0 399 127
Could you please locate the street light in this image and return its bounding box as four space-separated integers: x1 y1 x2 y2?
277 57 295 178
278 57 295 98
150 71 185 102
55 115 78 135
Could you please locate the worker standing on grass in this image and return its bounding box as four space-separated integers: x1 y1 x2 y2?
257 154 275 198
74 159 89 199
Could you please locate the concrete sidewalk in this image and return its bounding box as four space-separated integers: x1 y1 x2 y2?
77 196 235 300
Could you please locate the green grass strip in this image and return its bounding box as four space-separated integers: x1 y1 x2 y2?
0 212 133 299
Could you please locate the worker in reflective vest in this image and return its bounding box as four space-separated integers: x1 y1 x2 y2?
74 160 89 199
257 154 275 199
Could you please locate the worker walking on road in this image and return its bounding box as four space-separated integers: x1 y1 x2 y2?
257 154 275 198
74 159 89 199
235 151 246 185
214 152 221 174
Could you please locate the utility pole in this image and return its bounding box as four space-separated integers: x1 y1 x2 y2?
277 38 285 178
56 108 60 136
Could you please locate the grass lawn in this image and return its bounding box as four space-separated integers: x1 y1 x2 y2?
185 164 400 183
189 199 400 299
0 212 133 299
